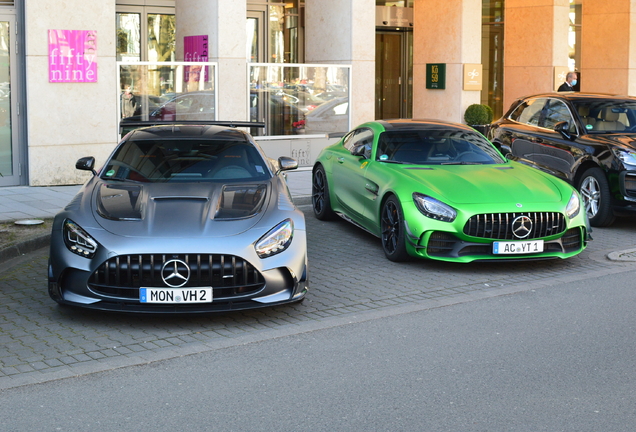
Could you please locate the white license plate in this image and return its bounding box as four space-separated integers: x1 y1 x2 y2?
140 287 213 304
493 240 544 255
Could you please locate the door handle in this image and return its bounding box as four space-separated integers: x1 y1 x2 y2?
337 157 345 164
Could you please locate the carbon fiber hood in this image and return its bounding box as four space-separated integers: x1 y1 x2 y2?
93 180 271 238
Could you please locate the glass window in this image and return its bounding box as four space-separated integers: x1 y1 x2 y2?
104 140 270 183
481 0 504 118
249 64 350 136
376 129 504 165
117 13 141 62
346 129 374 159
148 14 175 62
542 99 576 132
510 98 546 127
118 62 217 135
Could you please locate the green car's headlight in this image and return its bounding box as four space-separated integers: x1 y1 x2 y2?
413 193 457 222
565 191 580 219
255 219 294 258
63 219 98 258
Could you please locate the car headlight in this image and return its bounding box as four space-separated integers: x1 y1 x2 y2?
613 148 636 167
255 219 294 258
565 191 581 219
63 219 98 258
412 193 457 222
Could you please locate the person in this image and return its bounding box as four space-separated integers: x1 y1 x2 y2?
121 86 138 118
558 72 578 92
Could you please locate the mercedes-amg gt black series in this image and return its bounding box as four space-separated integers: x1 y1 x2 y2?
48 123 308 312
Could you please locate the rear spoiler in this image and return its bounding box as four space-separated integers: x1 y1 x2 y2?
119 120 265 135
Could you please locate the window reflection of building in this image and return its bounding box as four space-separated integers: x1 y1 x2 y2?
482 0 505 119
569 0 581 89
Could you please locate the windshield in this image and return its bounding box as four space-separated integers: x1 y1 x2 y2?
102 139 271 183
376 129 505 165
574 100 636 133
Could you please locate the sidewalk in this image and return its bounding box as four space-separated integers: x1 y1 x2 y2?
0 167 313 223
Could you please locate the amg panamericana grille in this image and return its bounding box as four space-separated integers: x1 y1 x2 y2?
463 212 565 240
88 254 265 300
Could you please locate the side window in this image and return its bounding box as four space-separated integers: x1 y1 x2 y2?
342 130 357 151
510 98 547 127
350 128 374 159
542 100 576 133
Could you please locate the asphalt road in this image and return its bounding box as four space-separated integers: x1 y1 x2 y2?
1 269 635 432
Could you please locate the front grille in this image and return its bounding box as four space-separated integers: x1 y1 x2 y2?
88 254 265 300
463 212 565 240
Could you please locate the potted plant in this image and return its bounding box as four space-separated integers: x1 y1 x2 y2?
464 104 493 136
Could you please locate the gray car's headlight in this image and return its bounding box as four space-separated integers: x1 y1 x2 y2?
613 148 636 167
413 193 457 222
255 219 294 258
63 219 98 258
565 191 581 219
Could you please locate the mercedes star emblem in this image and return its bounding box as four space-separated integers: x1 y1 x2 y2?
511 215 533 239
161 259 190 288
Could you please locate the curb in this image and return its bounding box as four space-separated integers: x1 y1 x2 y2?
293 195 312 206
0 233 51 266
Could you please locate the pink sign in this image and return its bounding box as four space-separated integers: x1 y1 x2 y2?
184 35 209 82
48 30 97 83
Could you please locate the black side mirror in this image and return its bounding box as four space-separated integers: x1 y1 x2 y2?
554 121 575 140
277 156 298 173
76 156 96 175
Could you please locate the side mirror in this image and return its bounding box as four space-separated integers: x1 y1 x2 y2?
76 156 96 175
277 156 298 173
554 121 575 140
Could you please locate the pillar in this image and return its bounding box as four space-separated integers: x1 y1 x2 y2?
580 0 636 94
503 0 570 109
412 0 482 123
176 0 247 121
305 0 376 128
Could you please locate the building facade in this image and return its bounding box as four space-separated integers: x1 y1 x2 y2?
0 0 631 186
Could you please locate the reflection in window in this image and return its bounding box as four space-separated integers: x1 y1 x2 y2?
247 17 259 62
117 13 141 62
482 0 504 119
148 14 175 62
249 64 350 137
118 63 217 135
0 21 11 176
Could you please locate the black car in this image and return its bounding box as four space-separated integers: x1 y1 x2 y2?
489 93 636 227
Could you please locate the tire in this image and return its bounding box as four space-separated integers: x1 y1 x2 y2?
578 167 615 227
380 196 410 262
312 165 337 221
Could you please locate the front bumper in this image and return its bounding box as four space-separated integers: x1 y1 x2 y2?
49 227 308 313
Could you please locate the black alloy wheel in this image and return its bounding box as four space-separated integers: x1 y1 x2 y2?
578 167 615 227
312 165 337 220
381 196 410 262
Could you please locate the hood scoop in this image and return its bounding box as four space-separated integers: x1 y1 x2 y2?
214 184 267 220
96 184 143 221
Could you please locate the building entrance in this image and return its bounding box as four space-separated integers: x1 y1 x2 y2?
375 30 412 120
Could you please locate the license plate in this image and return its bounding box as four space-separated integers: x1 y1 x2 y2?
140 287 213 304
493 240 544 255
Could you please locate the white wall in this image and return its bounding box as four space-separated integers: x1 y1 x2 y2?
25 0 118 186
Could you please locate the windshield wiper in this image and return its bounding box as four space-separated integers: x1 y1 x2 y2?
441 161 482 165
380 159 409 164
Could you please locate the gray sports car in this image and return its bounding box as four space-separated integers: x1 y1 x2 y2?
48 123 308 312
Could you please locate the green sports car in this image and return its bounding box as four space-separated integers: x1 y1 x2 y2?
312 119 590 262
